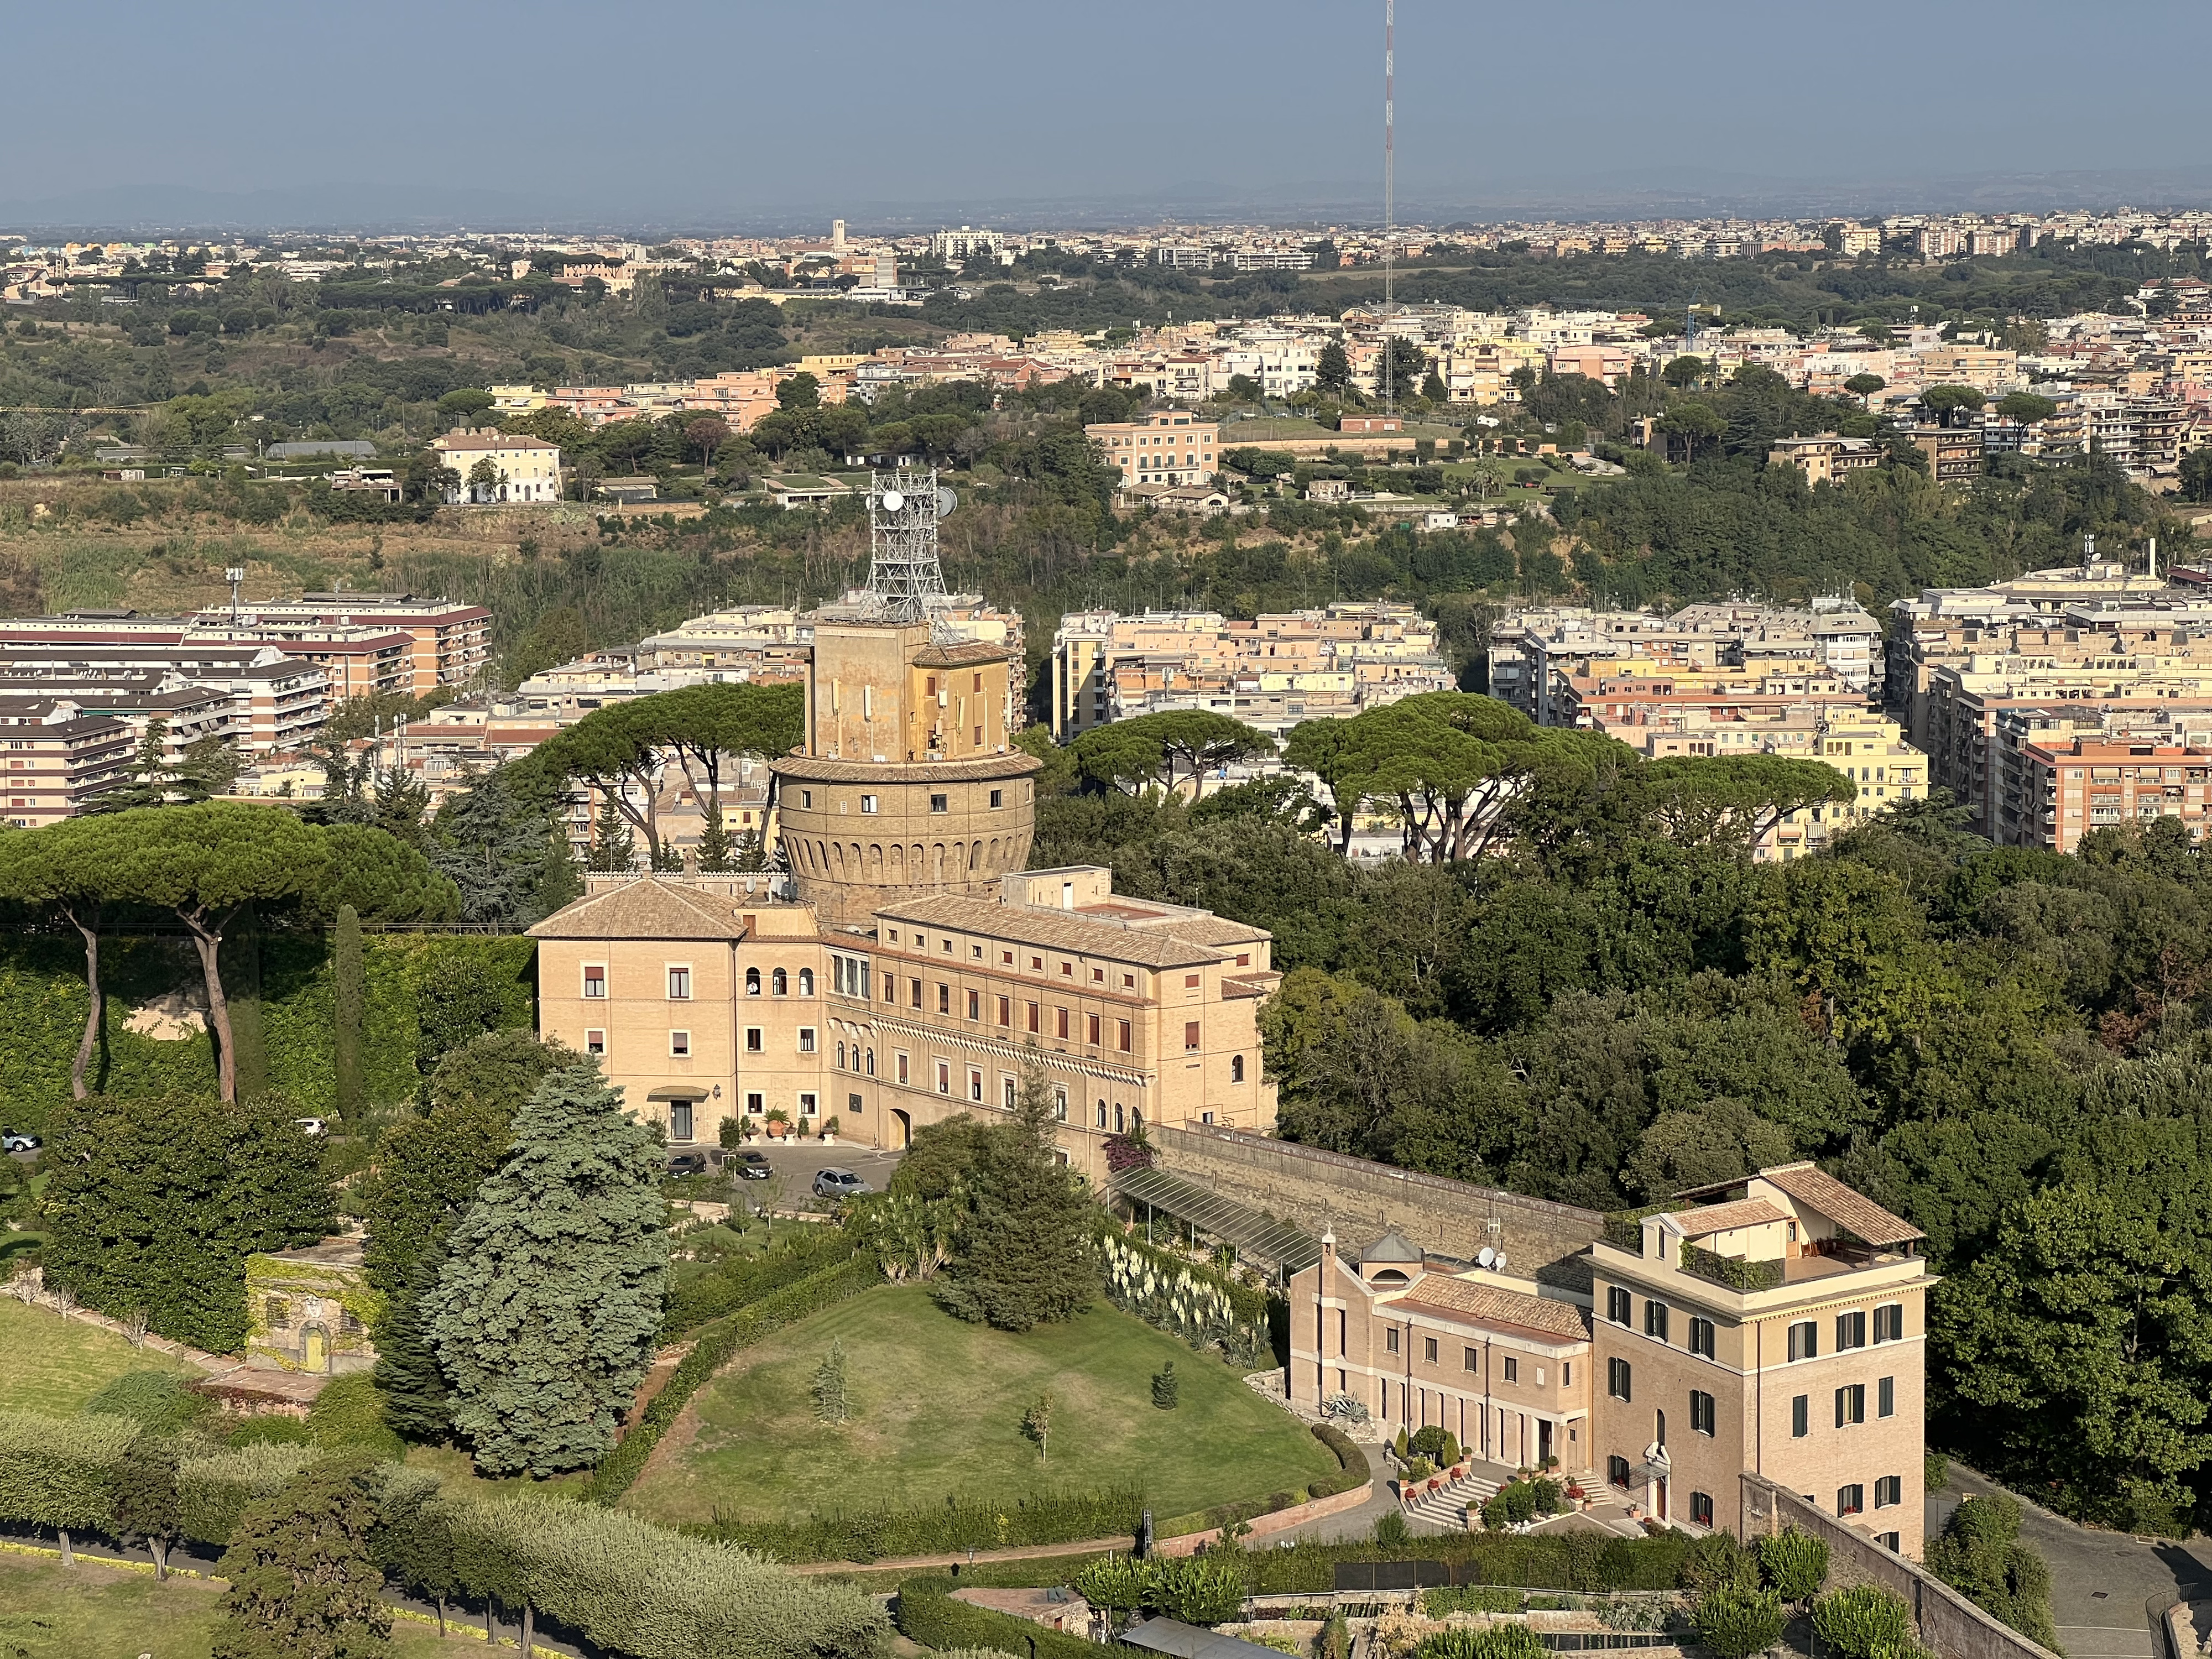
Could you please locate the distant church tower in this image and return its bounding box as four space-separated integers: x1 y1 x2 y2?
773 472 1039 931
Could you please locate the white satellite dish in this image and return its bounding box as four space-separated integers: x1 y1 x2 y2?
880 489 906 512
1493 1253 1507 1272
1477 1246 1495 1269
935 486 957 518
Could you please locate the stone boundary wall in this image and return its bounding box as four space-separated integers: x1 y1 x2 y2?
1150 1479 1376 1558
1151 1125 1604 1284
1740 1473 2062 1659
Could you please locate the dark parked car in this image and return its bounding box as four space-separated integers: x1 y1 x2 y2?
811 1167 872 1200
732 1150 773 1180
666 1151 713 1178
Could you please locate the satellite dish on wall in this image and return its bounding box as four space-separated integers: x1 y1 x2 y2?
1493 1253 1508 1272
936 486 958 518
1478 1247 1495 1269
880 489 906 512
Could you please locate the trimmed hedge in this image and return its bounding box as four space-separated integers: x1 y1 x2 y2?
1308 1421 1367 1499
1230 1530 1696 1596
0 1408 138 1534
664 1223 855 1338
429 1495 888 1659
178 1442 319 1545
585 1251 880 1503
899 1574 1143 1659
711 1486 1142 1564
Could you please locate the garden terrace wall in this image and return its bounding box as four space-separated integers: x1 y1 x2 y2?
1151 1126 1604 1289
1152 1475 1374 1557
1739 1473 2062 1659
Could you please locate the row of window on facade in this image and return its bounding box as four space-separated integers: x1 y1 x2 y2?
1605 1288 1906 1355
1597 1472 1902 1543
1383 1328 1570 1390
581 964 820 1000
1605 1357 1900 1429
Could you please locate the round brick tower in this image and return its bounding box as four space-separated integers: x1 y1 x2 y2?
773 618 1039 931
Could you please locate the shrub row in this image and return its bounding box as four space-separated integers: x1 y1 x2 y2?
1233 1530 1696 1596
709 1486 1143 1564
584 1251 881 1503
396 1491 887 1659
1308 1421 1368 1499
663 1225 857 1338
0 1405 886 1659
898 1574 1142 1659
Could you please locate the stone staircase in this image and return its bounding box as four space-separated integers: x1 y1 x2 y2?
1400 1467 1501 1533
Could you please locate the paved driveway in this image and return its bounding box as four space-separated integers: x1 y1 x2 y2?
1932 1465 2212 1659
726 1138 904 1210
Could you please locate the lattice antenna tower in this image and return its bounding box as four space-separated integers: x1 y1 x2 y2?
865 468 955 624
1381 0 1396 416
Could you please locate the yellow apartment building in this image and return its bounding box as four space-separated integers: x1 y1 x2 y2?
1084 411 1220 488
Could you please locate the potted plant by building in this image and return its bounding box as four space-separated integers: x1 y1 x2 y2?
820 1114 841 1145
764 1107 791 1140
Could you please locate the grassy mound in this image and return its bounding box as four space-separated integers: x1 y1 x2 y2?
621 1282 1333 1529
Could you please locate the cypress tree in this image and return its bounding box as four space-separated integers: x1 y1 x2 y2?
333 904 366 1125
212 1453 392 1659
423 1067 667 1476
936 1052 1094 1333
372 1254 453 1443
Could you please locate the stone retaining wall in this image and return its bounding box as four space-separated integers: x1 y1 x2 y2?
1740 1473 2062 1659
1152 1126 1603 1287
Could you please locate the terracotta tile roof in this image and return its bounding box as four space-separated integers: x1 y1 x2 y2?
528 877 754 941
1759 1163 1924 1247
1671 1198 1788 1236
1152 912 1270 947
1391 1275 1591 1342
876 894 1223 969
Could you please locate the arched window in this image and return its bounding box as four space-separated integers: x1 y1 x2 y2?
836 1041 847 1069
799 967 814 997
745 967 761 997
1231 1054 1245 1083
1114 1103 1125 1133
865 1048 876 1077
772 967 788 996
1095 1100 1108 1129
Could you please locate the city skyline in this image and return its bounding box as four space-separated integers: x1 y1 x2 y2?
7 1 2212 232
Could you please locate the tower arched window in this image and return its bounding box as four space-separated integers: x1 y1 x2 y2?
799 967 814 997
1231 1054 1245 1083
865 1048 875 1076
772 967 788 996
745 967 761 997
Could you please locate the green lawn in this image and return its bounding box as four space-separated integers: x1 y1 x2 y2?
0 1553 479 1659
623 1283 1335 1528
0 1295 196 1414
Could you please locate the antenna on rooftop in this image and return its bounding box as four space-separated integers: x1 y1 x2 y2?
1380 0 1397 415
864 469 955 625
224 566 245 624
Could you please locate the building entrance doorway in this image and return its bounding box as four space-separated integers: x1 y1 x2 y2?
891 1108 912 1149
1537 1420 1552 1466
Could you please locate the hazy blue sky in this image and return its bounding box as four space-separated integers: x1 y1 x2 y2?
7 1 2212 226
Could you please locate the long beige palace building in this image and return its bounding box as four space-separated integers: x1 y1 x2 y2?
1290 1164 1931 1556
530 611 1279 1174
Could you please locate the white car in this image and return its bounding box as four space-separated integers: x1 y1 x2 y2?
294 1117 329 1138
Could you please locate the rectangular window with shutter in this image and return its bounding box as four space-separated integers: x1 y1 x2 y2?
1119 1019 1132 1051
1791 1395 1809 1437
1837 1310 1867 1350
1788 1321 1818 1361
1184 1020 1201 1050
1691 1389 1715 1436
1607 1357 1631 1401
1645 1301 1670 1342
1607 1287 1631 1326
1878 1376 1895 1418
